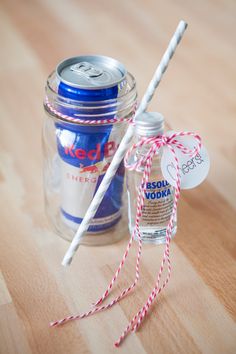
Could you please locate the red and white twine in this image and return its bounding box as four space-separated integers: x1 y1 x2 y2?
44 96 135 125
50 131 201 347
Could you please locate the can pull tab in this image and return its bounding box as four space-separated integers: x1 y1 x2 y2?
70 62 103 78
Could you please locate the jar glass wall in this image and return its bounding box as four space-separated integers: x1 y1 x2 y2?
43 71 137 245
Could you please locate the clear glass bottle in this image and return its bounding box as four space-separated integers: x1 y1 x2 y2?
126 112 177 244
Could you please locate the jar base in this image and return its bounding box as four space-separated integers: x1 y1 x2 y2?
60 226 126 246
49 210 127 246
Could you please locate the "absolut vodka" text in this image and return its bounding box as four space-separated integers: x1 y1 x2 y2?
142 180 171 200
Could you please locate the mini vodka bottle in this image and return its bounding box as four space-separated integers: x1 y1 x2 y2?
126 112 177 244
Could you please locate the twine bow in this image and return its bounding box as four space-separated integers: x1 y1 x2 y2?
51 131 202 347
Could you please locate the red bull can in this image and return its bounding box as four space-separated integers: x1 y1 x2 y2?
44 55 137 242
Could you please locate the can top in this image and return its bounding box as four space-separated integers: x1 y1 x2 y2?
56 55 127 90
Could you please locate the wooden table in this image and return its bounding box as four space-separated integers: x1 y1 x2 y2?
0 0 236 353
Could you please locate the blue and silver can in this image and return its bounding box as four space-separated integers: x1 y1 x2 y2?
44 55 137 245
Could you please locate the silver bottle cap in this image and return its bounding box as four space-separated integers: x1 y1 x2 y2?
135 112 164 137
56 55 127 89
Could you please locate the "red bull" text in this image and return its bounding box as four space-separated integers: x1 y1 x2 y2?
64 141 117 161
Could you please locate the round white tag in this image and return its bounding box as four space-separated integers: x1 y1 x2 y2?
161 132 210 189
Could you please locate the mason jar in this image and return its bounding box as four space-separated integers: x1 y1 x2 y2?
43 55 137 245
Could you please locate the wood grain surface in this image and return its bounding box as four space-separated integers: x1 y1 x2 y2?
0 0 236 353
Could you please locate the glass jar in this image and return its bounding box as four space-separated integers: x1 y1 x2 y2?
43 70 137 245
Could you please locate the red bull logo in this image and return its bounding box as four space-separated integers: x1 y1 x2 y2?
80 165 99 173
79 162 110 174
64 141 117 161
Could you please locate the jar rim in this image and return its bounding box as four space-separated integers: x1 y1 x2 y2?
44 71 137 124
46 70 137 106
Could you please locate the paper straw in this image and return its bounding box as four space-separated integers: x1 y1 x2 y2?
62 20 188 266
